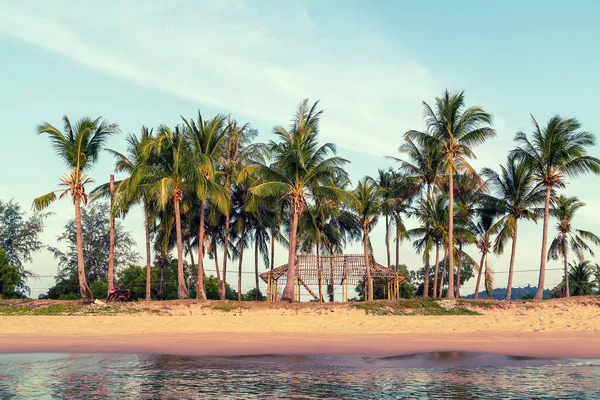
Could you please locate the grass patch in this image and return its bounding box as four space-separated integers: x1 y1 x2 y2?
210 302 248 312
352 299 478 316
457 299 497 309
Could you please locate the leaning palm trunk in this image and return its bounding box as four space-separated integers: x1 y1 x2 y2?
505 223 518 301
385 215 391 267
447 173 455 298
74 197 93 302
535 186 552 300
423 259 430 298
255 238 260 301
433 243 440 299
108 174 115 295
174 198 190 299
221 214 230 300
363 229 373 301
196 201 207 300
456 242 463 298
474 253 486 300
281 207 300 302
213 243 222 295
237 222 246 301
144 201 152 301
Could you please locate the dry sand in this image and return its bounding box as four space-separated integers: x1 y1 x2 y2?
1 297 599 358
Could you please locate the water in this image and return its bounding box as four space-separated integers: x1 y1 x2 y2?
0 352 599 399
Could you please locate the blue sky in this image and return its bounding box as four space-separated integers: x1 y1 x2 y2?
1 0 600 298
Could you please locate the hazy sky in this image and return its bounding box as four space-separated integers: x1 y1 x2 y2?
2 0 600 298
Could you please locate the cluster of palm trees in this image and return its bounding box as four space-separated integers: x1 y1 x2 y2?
33 91 600 303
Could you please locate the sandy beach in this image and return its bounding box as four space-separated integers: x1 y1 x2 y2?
1 297 599 358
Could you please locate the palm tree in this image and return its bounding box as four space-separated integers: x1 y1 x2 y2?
482 155 545 300
471 210 496 299
393 137 444 198
407 194 448 298
406 90 495 298
182 112 229 300
134 125 199 299
251 99 351 302
351 177 382 301
217 120 257 299
512 115 600 299
92 127 156 301
548 195 600 297
33 116 120 303
568 260 596 296
374 169 394 267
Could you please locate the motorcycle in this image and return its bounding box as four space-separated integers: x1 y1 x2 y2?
105 286 130 302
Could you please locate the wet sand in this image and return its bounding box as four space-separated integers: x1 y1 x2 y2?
0 297 599 358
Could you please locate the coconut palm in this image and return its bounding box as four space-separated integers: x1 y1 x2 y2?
482 155 546 300
182 112 230 300
350 177 382 301
406 90 495 298
548 195 600 297
33 116 120 303
567 260 596 296
251 99 351 302
133 125 201 299
511 115 600 299
217 120 257 299
470 210 496 299
407 194 448 298
393 137 444 198
374 169 395 267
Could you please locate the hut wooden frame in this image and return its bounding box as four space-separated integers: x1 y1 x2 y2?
260 254 407 302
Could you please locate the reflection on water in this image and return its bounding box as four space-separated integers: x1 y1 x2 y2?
0 352 599 399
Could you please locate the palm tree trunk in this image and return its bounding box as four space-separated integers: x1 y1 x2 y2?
535 186 552 300
237 222 246 301
74 196 93 303
213 241 222 297
395 216 400 270
474 253 486 299
270 231 275 271
158 252 166 300
433 243 440 299
196 201 207 300
563 249 570 298
281 206 299 302
505 222 518 301
447 172 455 299
456 242 463 298
439 249 447 298
188 239 195 293
174 198 190 299
423 257 430 298
363 228 373 301
144 201 152 302
221 213 230 300
385 214 390 267
108 174 115 295
255 236 260 300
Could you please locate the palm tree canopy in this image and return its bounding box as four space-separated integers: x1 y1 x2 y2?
511 115 600 188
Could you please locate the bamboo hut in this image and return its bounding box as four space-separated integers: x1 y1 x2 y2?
260 254 407 302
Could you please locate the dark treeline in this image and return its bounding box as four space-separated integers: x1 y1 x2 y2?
22 91 600 303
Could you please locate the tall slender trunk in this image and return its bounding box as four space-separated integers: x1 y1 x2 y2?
144 201 152 301
433 243 440 299
395 216 400 270
188 239 195 294
447 172 455 298
563 248 570 297
196 201 207 300
255 236 260 300
535 186 552 300
108 174 115 295
221 213 230 300
281 206 299 302
505 222 518 301
456 242 463 298
237 222 246 301
270 231 275 271
423 257 430 298
213 241 222 297
474 253 486 300
158 252 166 300
74 196 93 302
385 214 390 267
363 228 373 301
174 198 190 299
439 249 447 298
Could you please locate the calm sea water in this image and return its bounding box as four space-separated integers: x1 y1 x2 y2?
0 352 599 399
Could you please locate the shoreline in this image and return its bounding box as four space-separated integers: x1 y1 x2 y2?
1 331 600 359
1 297 599 358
